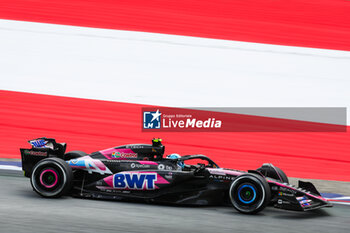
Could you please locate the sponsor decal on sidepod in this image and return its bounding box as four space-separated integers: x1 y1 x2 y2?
113 173 157 190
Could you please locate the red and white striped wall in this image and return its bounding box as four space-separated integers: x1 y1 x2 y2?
1 0 350 181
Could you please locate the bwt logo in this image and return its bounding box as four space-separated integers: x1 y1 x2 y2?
143 109 161 129
113 173 157 190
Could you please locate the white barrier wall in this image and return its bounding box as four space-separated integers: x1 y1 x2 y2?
1 19 350 119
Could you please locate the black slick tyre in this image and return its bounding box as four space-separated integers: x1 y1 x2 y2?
229 173 271 214
257 164 289 183
273 167 289 183
64 151 87 160
30 158 73 198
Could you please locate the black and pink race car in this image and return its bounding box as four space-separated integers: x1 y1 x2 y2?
20 137 332 214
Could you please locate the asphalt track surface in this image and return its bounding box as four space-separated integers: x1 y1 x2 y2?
1 175 349 233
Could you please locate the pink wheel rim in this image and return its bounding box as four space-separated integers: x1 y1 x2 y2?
39 169 58 188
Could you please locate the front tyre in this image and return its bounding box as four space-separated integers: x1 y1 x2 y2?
229 174 271 214
30 158 73 198
257 164 289 183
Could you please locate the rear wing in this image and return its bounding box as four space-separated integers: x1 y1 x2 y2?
20 137 67 177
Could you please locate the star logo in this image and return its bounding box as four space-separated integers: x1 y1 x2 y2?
150 109 161 122
143 109 162 129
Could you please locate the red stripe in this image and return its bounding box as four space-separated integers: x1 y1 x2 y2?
0 0 349 51
1 90 349 181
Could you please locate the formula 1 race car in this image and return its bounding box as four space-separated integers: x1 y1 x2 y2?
20 138 332 214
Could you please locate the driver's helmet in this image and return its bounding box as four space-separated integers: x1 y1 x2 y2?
166 153 184 170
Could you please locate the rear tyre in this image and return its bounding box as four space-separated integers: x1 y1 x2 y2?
229 174 271 214
64 150 87 160
30 158 73 198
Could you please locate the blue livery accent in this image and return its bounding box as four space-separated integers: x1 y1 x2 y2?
67 159 86 167
238 184 257 204
29 139 46 147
